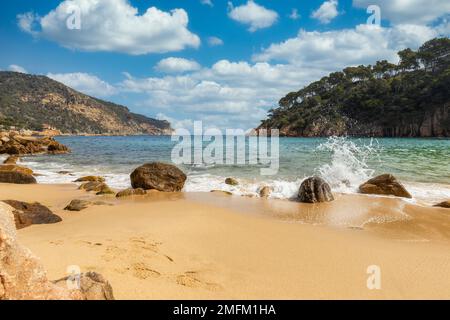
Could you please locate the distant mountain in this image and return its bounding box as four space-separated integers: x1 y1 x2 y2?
258 38 450 137
0 71 172 135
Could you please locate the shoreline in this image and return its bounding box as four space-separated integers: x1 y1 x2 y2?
2 182 450 299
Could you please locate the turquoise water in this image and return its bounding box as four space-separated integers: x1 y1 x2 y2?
10 136 450 203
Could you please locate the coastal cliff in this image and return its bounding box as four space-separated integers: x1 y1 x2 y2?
258 38 450 137
0 72 172 135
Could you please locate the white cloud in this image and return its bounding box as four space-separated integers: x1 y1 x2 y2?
228 1 278 32
353 0 450 25
47 72 117 97
9 65 28 73
155 57 201 73
208 36 224 46
200 0 214 7
18 0 200 55
312 0 339 24
254 24 438 69
289 9 300 20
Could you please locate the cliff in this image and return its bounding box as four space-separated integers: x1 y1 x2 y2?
258 38 450 137
0 72 172 135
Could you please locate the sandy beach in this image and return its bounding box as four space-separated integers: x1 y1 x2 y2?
1 183 449 299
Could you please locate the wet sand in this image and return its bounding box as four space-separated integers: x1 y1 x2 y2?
1 183 450 299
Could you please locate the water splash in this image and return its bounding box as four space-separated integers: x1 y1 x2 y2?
315 136 380 192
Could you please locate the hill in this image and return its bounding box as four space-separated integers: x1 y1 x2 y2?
258 38 450 137
0 72 172 135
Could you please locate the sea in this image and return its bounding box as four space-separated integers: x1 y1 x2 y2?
4 136 449 205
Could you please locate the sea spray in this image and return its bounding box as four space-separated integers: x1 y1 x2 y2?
315 136 380 193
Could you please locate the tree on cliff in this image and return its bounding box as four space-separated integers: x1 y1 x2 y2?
259 38 450 137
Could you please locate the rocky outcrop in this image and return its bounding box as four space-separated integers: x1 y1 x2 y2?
434 201 450 209
116 188 147 198
0 164 33 175
2 200 62 229
359 174 412 198
0 131 70 155
3 156 19 164
225 177 239 186
298 177 334 203
0 202 113 300
130 163 186 192
0 171 37 184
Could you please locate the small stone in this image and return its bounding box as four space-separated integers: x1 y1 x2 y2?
225 177 239 186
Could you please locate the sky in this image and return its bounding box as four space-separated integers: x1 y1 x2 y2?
1 0 449 130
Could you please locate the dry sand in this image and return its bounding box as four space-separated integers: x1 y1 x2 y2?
1 183 450 299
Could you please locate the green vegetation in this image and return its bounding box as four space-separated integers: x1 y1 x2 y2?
0 72 171 135
259 38 450 137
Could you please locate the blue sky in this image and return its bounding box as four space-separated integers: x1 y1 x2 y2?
1 0 449 129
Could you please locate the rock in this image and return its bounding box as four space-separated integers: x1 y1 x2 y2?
47 140 70 154
78 181 106 192
64 200 91 212
96 185 115 195
225 177 239 186
2 200 62 230
298 176 334 203
259 186 271 198
75 176 105 183
0 164 34 175
210 190 233 196
0 134 70 156
434 201 450 209
3 155 19 164
116 188 147 198
0 202 112 300
54 272 114 300
130 162 187 192
359 174 412 198
58 171 72 175
0 171 37 184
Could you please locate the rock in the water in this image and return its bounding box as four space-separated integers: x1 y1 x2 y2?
0 164 34 175
259 186 271 198
359 174 412 198
0 171 37 184
116 188 147 198
0 134 70 156
54 272 114 300
434 201 450 209
2 200 62 229
96 185 115 195
3 155 19 164
130 162 186 192
0 202 113 300
64 200 91 212
75 176 105 183
298 176 334 203
225 177 239 186
79 181 106 192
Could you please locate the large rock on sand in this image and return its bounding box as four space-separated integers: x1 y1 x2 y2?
0 164 33 175
116 188 147 198
359 174 412 198
0 202 113 300
298 176 334 203
0 171 37 184
130 163 186 192
434 201 450 209
2 200 62 229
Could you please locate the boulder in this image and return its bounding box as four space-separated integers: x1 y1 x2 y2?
116 188 147 198
225 177 239 186
78 181 106 192
64 200 91 212
2 200 62 229
0 202 113 300
298 176 334 203
259 186 271 198
3 155 19 164
47 140 70 154
359 174 412 198
130 162 186 192
434 201 450 209
75 176 105 183
0 164 34 175
0 171 37 184
54 272 114 300
96 185 115 195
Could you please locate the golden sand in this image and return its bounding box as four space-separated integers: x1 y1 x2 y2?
1 183 449 299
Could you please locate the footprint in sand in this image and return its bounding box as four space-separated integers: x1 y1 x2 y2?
129 262 161 280
176 271 222 291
